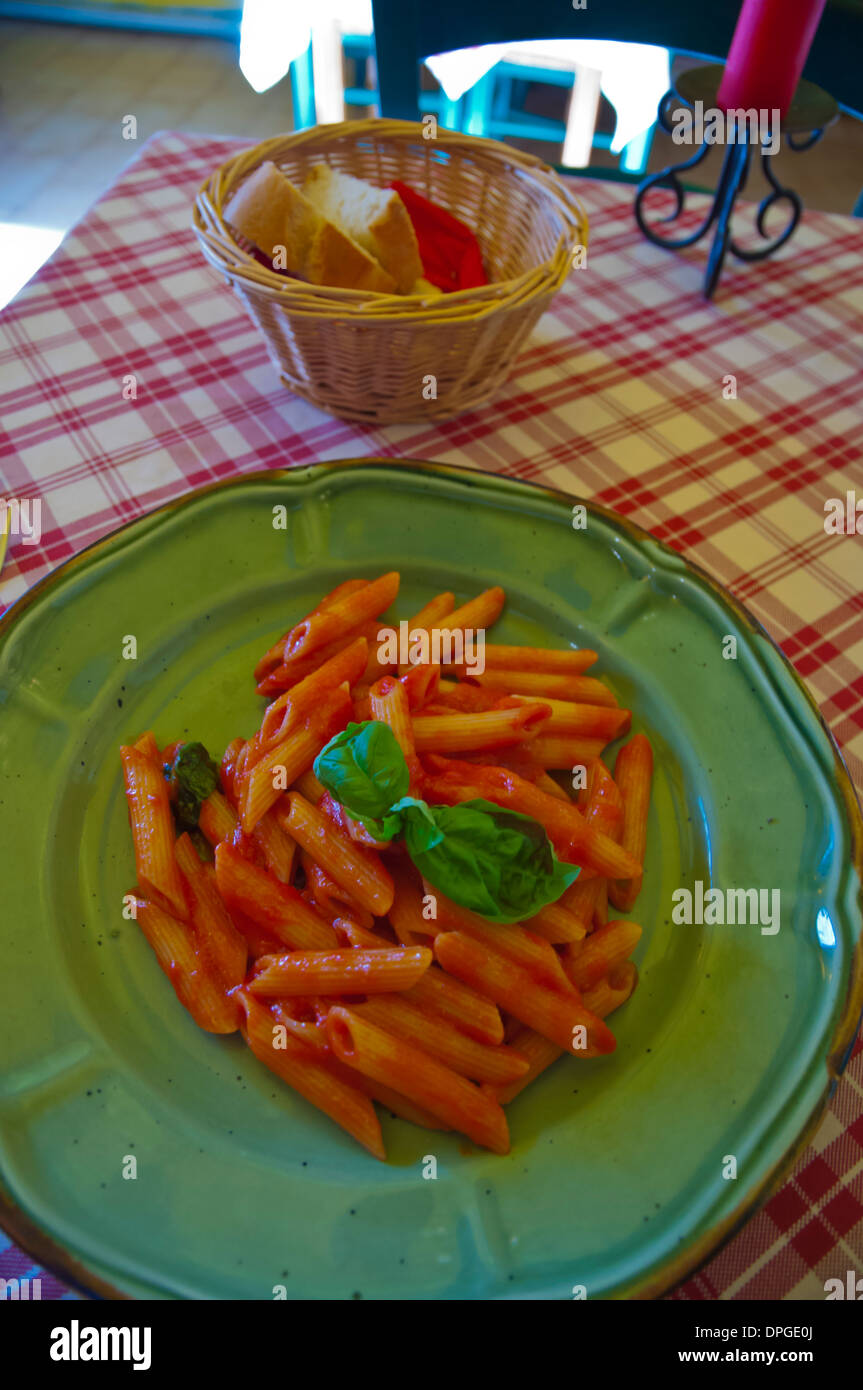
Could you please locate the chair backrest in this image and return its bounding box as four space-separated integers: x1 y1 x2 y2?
371 0 862 121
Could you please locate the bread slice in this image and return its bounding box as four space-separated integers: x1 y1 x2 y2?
302 164 423 295
411 276 443 297
223 161 316 269
224 160 396 294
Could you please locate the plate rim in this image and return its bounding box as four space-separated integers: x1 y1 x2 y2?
1 456 861 1302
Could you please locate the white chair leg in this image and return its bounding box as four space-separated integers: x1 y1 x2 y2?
562 62 602 169
311 15 346 124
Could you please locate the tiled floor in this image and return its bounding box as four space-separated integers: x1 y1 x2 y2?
0 17 861 308
0 17 298 301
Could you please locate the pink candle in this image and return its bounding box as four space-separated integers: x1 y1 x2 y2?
717 0 827 119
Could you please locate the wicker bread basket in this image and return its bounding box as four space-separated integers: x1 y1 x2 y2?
193 119 587 424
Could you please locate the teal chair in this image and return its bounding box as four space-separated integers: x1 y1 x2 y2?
435 58 659 175
290 42 316 130
318 30 658 175
336 32 466 132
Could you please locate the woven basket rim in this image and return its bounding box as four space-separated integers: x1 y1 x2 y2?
192 118 587 321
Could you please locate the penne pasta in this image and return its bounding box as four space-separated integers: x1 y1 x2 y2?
326 1005 510 1154
301 851 376 926
251 808 297 884
175 833 248 988
524 901 588 945
321 796 384 852
509 694 631 741
477 644 598 674
533 770 571 802
390 588 505 680
248 946 432 997
120 745 187 919
585 758 626 838
464 670 618 706
399 663 441 711
524 735 607 768
240 991 385 1160
407 592 457 627
306 1021 454 1130
484 1028 561 1106
254 578 368 682
278 792 395 916
430 889 576 996
241 686 352 832
292 767 325 803
219 737 247 801
582 960 638 1020
214 842 338 950
561 760 624 931
270 999 330 1053
256 626 376 698
354 1079 452 1131
369 675 422 788
351 995 529 1085
333 916 393 949
561 874 605 933
282 571 400 664
198 788 239 847
248 636 369 766
135 897 238 1033
132 730 161 762
223 903 287 962
440 586 506 635
386 856 434 944
610 733 654 911
411 703 551 754
318 792 387 850
564 919 643 992
319 795 383 845
593 878 609 928
434 679 500 714
433 931 615 1059
404 965 505 1046
395 591 457 675
487 961 638 1104
452 746 568 791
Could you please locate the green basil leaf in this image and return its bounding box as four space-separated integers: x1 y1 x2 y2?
388 796 441 848
401 798 579 924
164 742 220 831
314 721 410 837
313 722 578 921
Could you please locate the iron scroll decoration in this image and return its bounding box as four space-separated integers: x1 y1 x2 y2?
633 66 840 299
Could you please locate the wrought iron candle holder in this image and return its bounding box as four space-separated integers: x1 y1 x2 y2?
634 64 839 298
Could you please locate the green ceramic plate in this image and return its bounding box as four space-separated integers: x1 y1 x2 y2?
0 461 861 1301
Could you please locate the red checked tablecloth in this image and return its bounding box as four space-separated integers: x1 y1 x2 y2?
1 131 861 1301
